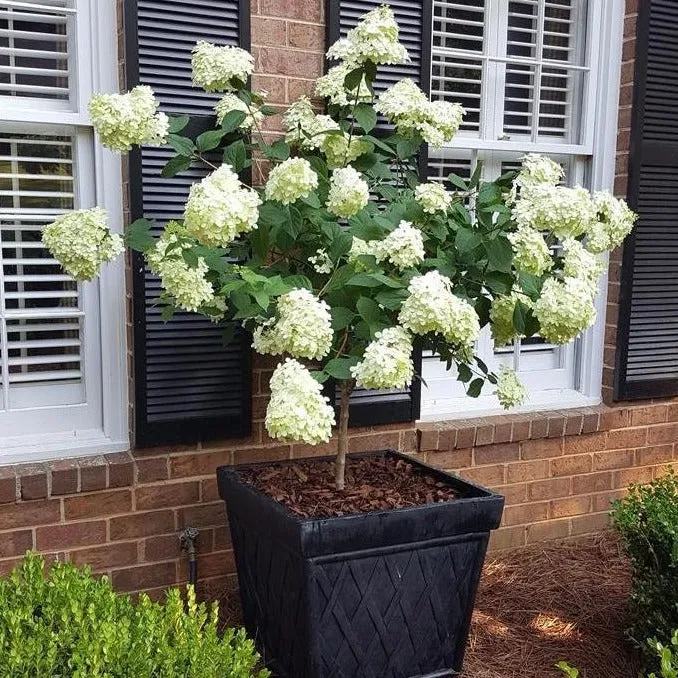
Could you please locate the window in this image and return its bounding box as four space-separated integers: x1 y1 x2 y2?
0 0 127 462
421 0 624 419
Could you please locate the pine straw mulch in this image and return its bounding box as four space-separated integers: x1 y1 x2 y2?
464 532 641 678
209 532 641 677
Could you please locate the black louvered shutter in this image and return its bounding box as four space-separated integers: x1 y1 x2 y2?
326 0 432 425
615 0 678 400
124 0 252 446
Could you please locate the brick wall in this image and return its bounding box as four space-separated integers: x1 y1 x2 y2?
0 0 670 596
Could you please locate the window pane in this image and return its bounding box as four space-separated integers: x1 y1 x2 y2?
0 1 72 100
0 133 84 405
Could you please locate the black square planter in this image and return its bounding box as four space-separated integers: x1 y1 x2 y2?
217 450 504 678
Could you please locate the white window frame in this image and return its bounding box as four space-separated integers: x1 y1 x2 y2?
421 0 625 421
0 0 128 462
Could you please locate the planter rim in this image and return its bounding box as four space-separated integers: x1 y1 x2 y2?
217 449 505 558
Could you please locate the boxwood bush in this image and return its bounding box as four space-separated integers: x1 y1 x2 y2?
612 472 678 668
0 553 268 677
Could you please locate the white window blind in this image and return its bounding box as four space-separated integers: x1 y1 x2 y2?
0 0 126 459
422 0 618 418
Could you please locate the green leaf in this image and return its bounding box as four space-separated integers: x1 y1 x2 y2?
351 152 379 172
220 110 247 133
161 155 193 178
396 139 418 160
467 378 484 398
325 356 360 381
301 191 321 209
344 67 364 91
311 370 330 384
469 160 483 188
375 288 407 310
259 105 279 116
224 139 247 172
346 273 383 288
168 115 190 134
485 236 513 273
125 218 155 253
264 139 291 161
375 184 399 201
513 299 529 334
455 227 482 253
457 363 473 383
447 173 468 191
519 273 544 299
363 135 397 156
331 307 355 330
196 129 226 152
167 134 195 156
354 103 377 133
356 297 383 328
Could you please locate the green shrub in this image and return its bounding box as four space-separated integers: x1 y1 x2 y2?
649 630 678 678
612 472 678 665
556 661 580 677
0 553 269 678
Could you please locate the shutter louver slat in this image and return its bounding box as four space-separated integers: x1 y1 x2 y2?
126 0 252 447
326 0 430 426
616 0 678 399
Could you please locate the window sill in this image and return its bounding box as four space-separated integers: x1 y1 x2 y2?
0 429 129 466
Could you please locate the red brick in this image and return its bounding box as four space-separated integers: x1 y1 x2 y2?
214 525 232 550
418 427 439 452
65 490 131 520
592 490 626 513
474 424 495 446
511 419 531 442
110 509 175 540
202 478 220 503
0 474 16 504
647 423 678 446
179 550 235 581
258 0 322 21
563 432 607 456
475 443 519 466
112 562 177 592
520 438 564 460
37 520 106 551
169 450 233 479
143 534 181 562
256 47 322 79
459 464 505 487
136 457 169 483
572 471 613 495
0 530 33 559
489 526 526 551
0 558 23 577
456 426 476 449
506 460 549 484
592 448 635 471
428 448 472 470
636 444 674 466
287 78 318 103
630 405 668 426
135 482 200 510
550 454 592 477
79 458 107 492
504 502 549 526
526 519 570 544
176 502 227 529
232 445 291 464
348 432 400 453
600 407 630 431
69 542 138 571
106 453 134 488
550 495 591 519
50 460 78 496
251 16 286 46
16 465 48 500
613 466 654 488
564 414 584 436
527 477 570 501
251 74 286 104
607 427 647 449
570 512 611 535
547 416 566 438
494 422 513 444
529 417 548 439
288 22 325 50
494 483 528 506
0 500 60 530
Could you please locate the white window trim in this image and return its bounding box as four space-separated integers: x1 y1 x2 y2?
420 0 625 422
1 0 128 463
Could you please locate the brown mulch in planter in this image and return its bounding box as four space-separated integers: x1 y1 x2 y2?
211 532 640 677
464 532 641 678
238 455 459 518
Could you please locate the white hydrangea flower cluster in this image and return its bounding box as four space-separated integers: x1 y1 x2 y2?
534 277 597 344
513 184 596 239
495 368 528 409
284 98 340 149
351 326 414 390
348 237 374 270
191 41 254 92
252 288 333 360
88 86 169 152
308 248 333 274
184 165 261 247
326 166 370 218
146 234 220 314
490 293 522 347
315 63 372 107
326 5 408 66
214 93 263 130
42 208 124 282
265 158 318 205
375 79 464 149
322 133 371 169
511 154 564 202
508 226 553 276
588 191 638 254
562 238 605 294
265 359 335 445
399 271 480 346
415 182 452 214
374 220 425 270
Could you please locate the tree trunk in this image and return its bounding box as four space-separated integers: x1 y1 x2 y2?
334 380 354 491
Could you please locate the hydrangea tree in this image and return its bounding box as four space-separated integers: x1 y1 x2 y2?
43 5 637 491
